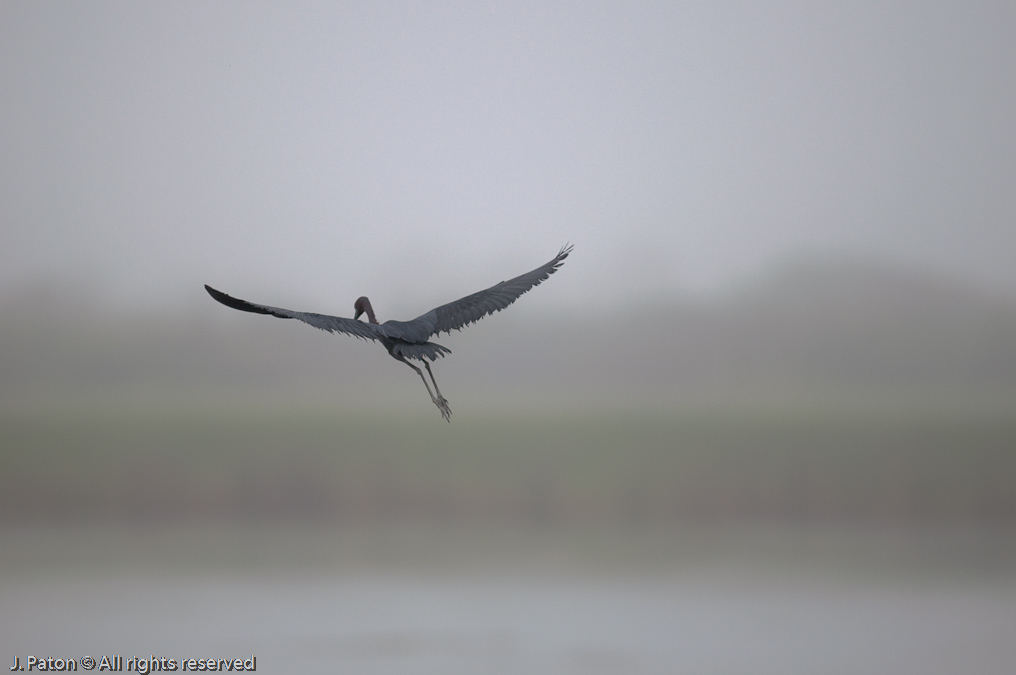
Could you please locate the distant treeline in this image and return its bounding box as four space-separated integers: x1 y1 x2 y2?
2 258 1016 406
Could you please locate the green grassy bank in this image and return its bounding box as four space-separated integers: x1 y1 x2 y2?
3 405 1014 525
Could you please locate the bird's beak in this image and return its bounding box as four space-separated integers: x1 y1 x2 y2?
354 309 362 321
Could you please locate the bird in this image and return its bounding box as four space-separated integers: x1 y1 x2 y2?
204 245 572 421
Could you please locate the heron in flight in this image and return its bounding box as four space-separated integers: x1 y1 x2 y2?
205 245 571 421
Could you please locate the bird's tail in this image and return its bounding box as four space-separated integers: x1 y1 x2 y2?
392 341 451 362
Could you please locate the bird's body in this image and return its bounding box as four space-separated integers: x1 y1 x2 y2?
205 245 571 420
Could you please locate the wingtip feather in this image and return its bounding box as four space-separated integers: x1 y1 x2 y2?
204 284 273 315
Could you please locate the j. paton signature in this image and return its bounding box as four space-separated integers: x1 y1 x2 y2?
9 655 256 672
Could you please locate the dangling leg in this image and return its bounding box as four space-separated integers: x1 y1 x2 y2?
397 355 451 421
423 360 452 419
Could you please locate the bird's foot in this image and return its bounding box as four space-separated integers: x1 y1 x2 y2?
433 395 452 422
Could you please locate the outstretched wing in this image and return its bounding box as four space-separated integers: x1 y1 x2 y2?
420 244 572 337
204 285 382 342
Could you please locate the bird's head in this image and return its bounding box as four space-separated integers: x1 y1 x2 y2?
354 296 378 324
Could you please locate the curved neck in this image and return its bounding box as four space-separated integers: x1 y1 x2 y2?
356 297 378 324
364 302 378 324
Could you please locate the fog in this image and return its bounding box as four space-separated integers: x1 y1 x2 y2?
3 3 1015 673
3 2 1016 312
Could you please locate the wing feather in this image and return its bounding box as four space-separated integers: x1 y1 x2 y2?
423 244 572 336
204 285 381 342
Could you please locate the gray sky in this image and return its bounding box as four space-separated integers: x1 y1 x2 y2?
2 1 1014 315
